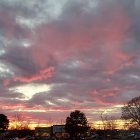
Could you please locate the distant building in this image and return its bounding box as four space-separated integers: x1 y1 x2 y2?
35 125 69 138
52 125 69 138
52 125 65 134
35 127 51 136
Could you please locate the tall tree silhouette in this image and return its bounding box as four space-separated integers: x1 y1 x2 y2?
65 110 89 137
121 96 140 129
0 114 9 130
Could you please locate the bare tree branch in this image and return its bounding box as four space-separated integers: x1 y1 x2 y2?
121 96 140 130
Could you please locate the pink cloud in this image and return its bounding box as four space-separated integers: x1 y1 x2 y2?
0 0 139 125
14 67 54 83
29 3 132 74
91 87 123 105
3 79 10 86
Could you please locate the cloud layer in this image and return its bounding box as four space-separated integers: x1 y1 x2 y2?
0 0 140 125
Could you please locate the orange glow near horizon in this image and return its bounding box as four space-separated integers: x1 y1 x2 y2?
9 121 54 130
9 119 128 130
91 119 128 130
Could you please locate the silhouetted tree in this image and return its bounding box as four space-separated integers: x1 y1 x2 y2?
100 112 118 138
11 113 30 130
100 112 117 130
65 110 89 137
0 114 9 130
121 96 140 129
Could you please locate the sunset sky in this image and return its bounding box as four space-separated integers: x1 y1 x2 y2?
0 0 140 127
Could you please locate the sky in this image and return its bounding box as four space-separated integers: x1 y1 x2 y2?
0 0 140 127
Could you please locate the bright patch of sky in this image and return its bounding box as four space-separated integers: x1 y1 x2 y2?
9 83 52 99
57 98 69 103
15 0 68 29
0 63 14 77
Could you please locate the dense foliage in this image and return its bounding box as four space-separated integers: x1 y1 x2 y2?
0 114 9 130
65 110 89 137
121 96 140 129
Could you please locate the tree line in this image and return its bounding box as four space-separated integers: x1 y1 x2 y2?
0 95 140 137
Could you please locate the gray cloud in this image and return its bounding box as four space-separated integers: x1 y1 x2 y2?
0 0 140 124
